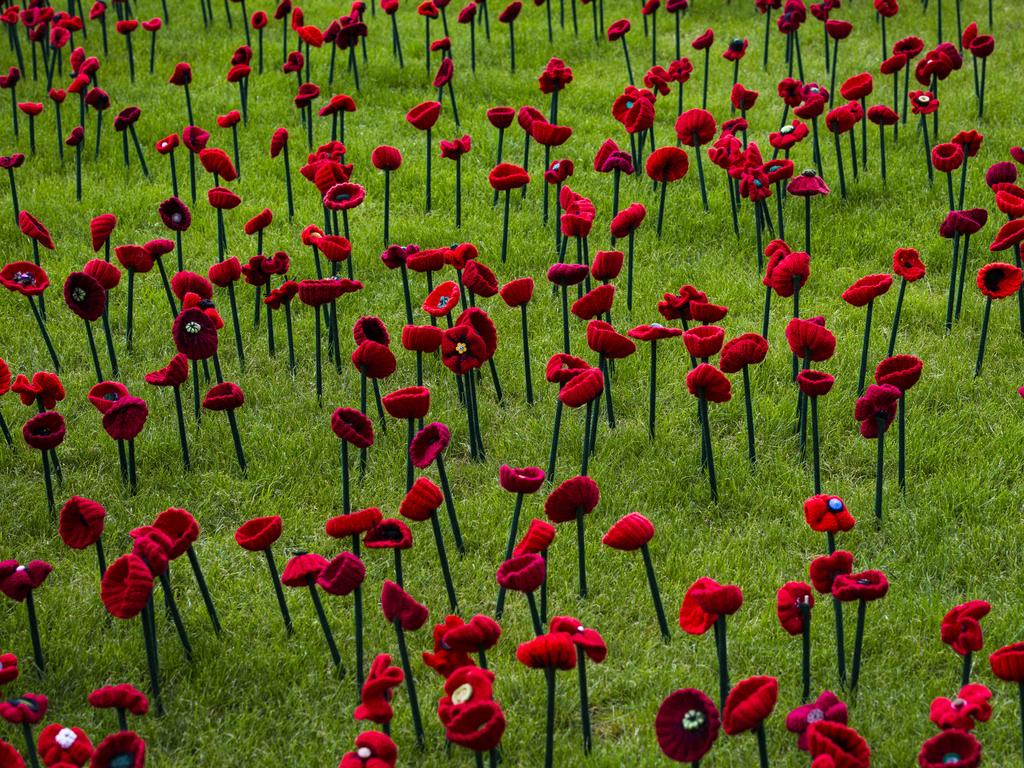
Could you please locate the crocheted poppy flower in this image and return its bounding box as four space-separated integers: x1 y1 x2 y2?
804 495 855 533
691 27 714 49
409 422 450 468
918 730 980 768
679 577 743 634
463 262 498 298
719 333 769 373
486 107 516 129
101 395 148 440
809 551 854 595
496 553 546 592
281 553 328 587
62 271 106 322
401 325 443 353
977 261 1023 299
208 257 242 288
516 632 577 669
806 722 870 768
170 272 212 302
570 285 614 321
328 407 373 449
37 723 93 765
786 317 836 361
513 519 557 556
423 280 461 317
0 561 51 602
656 688 720 763
832 570 889 602
842 274 892 307
354 654 404 724
381 580 428 630
100 554 153 619
200 382 242 412
683 325 725 360
22 412 65 451
601 512 654 551
499 277 534 308
441 325 487 374
929 685 992 730
151 508 198 560
338 731 397 768
325 507 383 540
58 496 106 549
497 465 544 495
12 372 64 409
446 700 507 752
17 212 54 251
235 516 282 551
585 320 635 360
891 248 926 282
406 100 442 131
352 341 397 380
787 691 848 750
365 519 413 550
685 364 732 403
394 477 441 523
316 552 366 596
776 581 814 635
0 261 49 296
941 601 991 656
172 307 218 360
423 616 477 676
544 475 599 523
990 641 1024 682
546 263 589 289
324 182 366 212
854 384 901 437
867 105 899 126
544 159 574 184
443 615 502 655
130 529 172 576
488 162 531 191
723 676 778 735
88 684 149 716
90 731 145 768
550 616 607 662
875 355 923 392
378 386 428 422
141 354 187 390
0 694 47 725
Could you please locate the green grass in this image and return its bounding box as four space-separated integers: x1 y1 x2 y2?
2 0 1024 764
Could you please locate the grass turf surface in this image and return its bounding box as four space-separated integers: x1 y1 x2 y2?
2 0 1024 764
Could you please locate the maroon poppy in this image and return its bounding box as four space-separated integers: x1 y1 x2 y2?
679 577 743 634
59 496 106 549
63 271 106 322
22 412 65 451
100 554 153 619
380 580 429 630
685 364 732 402
172 307 218 360
797 370 836 398
656 688 720 763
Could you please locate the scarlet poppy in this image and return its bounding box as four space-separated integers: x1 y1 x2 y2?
723 675 778 735
977 261 1023 298
88 683 150 716
786 317 836 360
941 600 991 657
488 162 530 190
804 495 855 533
685 363 732 402
325 507 383 539
380 580 428 630
806 722 870 768
0 261 48 296
100 554 153 619
929 685 992 731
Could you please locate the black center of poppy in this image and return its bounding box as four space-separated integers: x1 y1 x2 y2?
983 268 1006 293
200 299 215 309
625 100 634 109
376 525 404 541
438 296 450 307
729 38 743 49
72 287 87 302
941 754 961 764
857 578 871 585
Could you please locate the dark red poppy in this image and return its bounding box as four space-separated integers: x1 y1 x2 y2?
202 382 243 411
557 367 604 407
88 684 149 716
685 364 732 402
990 219 1024 251
839 72 873 101
723 676 779 735
892 248 925 282
99 554 153 619
316 552 366 597
441 324 487 374
544 475 599 524
606 17 630 40
842 274 893 306
62 271 106 322
683 325 725 359
586 319 635 359
932 142 965 173
788 169 830 197
679 577 743 634
380 580 429 630
101 396 149 442
691 27 714 49
941 601 991 656
463 261 498 298
571 284 615 320
517 632 577 669
364 519 413 550
656 688 720 763
406 100 442 131
401 324 444 353
488 162 530 191
610 203 647 238
22 411 65 451
486 106 516 129
797 370 835 397
918 730 980 768
832 570 889 602
381 385 430 420
58 496 106 550
0 694 48 726
325 507 383 539
854 384 901 437
409 421 450 468
874 354 923 391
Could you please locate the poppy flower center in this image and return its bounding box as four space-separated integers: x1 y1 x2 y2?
729 38 743 49
941 754 961 764
456 342 468 354
857 577 871 585
357 747 373 759
56 728 78 749
185 321 202 334
13 271 35 285
827 498 844 512
651 323 663 328
983 269 1006 293
452 683 473 704
917 95 930 104
626 100 634 108
681 709 705 730
72 287 87 302
780 126 795 134
171 213 182 223
437 296 450 307
15 565 25 572
103 392 119 401
552 163 560 171
951 697 967 709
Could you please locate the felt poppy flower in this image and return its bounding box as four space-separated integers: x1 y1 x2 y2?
656 689 720 763
100 554 153 619
786 317 836 360
58 496 106 549
234 516 282 552
399 478 443 522
685 364 732 402
892 248 926 282
941 601 991 657
409 421 450 468
499 464 546 495
918 730 980 768
496 553 546 592
172 307 218 360
380 580 429 630
0 261 49 296
929 684 992 730
488 162 530 191
679 577 743 634
722 675 778 735
22 412 65 451
90 731 145 768
0 694 47 725
786 692 848 750
87 684 150 716
601 512 654 550
62 271 106 322
365 520 413 550
316 552 366 596
513 519 557 556
37 723 93 765
854 384 901 437
804 495 855 533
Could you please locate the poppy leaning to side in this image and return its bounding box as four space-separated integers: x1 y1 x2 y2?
602 512 670 640
685 363 732 502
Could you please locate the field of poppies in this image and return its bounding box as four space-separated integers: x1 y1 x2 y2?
2 0 1024 765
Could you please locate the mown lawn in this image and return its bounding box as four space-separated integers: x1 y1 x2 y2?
2 0 1024 764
